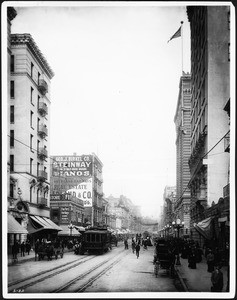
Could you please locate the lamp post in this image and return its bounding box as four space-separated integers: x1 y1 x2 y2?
172 218 185 265
68 222 74 236
172 219 184 239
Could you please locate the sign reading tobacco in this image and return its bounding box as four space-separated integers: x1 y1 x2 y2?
52 155 92 177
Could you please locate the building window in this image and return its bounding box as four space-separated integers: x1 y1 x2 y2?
30 186 33 203
31 62 34 78
31 87 34 104
38 95 40 109
10 155 14 172
37 118 40 131
10 130 14 147
10 55 14 72
38 72 40 85
30 111 34 128
10 81 14 98
30 134 33 151
10 183 14 198
37 140 40 153
228 11 230 30
10 105 14 123
37 162 40 176
30 158 33 174
37 188 40 203
228 43 230 62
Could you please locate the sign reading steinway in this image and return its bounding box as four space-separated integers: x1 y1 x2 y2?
52 155 92 177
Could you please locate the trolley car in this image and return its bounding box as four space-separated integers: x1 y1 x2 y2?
80 227 112 254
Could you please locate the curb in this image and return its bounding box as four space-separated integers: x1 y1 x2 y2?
175 266 189 292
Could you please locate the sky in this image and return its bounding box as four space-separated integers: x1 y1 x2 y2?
10 1 191 219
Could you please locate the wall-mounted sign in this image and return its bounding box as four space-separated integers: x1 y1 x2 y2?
66 178 92 207
52 155 93 177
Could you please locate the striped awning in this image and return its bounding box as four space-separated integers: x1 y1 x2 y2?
8 213 28 234
28 215 62 234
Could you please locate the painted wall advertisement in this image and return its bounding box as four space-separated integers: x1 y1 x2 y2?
52 155 93 177
66 178 93 207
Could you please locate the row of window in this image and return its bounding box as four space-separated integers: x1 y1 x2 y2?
9 154 47 176
11 55 42 84
9 182 48 203
10 81 46 112
10 105 47 136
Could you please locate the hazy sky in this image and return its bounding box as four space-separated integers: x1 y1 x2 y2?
10 2 191 218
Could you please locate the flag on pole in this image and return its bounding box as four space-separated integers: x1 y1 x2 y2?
167 26 181 43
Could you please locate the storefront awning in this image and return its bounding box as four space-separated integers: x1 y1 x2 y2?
74 225 85 232
194 216 214 240
8 213 28 234
58 225 82 236
28 215 62 234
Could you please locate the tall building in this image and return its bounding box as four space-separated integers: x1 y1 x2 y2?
187 6 230 242
159 186 176 237
8 31 61 246
174 72 192 236
50 153 103 227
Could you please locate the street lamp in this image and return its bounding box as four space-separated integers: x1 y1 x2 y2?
68 222 74 236
172 218 185 265
172 219 184 239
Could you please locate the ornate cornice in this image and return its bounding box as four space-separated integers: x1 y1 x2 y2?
10 33 54 79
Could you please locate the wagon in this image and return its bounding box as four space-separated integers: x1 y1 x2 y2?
36 242 63 260
154 239 175 277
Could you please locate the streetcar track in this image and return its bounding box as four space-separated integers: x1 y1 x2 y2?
77 251 130 292
53 249 130 293
8 255 96 293
8 257 81 287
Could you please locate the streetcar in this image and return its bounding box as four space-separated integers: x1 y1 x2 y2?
80 226 112 254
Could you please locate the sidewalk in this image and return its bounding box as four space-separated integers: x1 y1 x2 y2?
175 256 228 292
7 248 74 266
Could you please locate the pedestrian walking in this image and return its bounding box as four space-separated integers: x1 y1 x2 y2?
135 243 140 259
207 250 215 273
20 241 25 257
34 239 40 261
124 239 128 250
188 248 197 269
211 265 223 292
12 242 18 261
132 239 136 253
25 240 31 255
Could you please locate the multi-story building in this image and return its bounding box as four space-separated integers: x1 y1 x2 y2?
174 72 192 237
6 7 29 253
187 6 230 245
8 31 62 246
50 153 103 227
159 186 176 237
91 153 104 226
106 194 141 233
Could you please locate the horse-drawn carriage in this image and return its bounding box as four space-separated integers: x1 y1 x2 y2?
36 241 64 261
154 238 175 277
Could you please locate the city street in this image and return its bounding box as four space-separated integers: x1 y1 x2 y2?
8 242 180 294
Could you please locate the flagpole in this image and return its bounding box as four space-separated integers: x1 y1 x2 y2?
181 21 184 75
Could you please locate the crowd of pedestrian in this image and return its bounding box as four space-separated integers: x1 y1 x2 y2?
178 238 226 292
12 239 32 262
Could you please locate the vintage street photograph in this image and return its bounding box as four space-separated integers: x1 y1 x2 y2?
2 1 235 298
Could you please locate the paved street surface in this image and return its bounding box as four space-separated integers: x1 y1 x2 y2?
6 242 231 297
85 245 177 293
